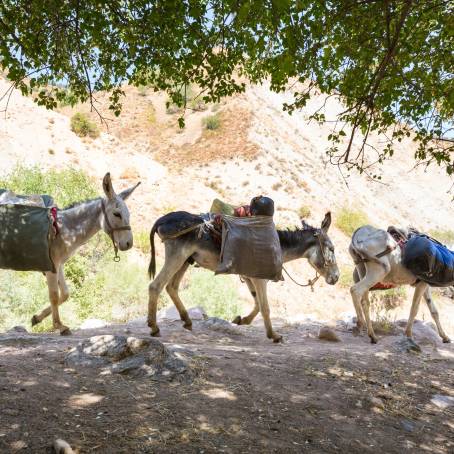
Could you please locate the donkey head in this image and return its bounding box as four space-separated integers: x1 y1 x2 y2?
304 212 339 285
101 173 140 251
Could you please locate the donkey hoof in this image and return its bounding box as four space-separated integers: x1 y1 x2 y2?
369 336 378 344
31 315 39 327
443 337 451 344
232 316 242 325
272 335 283 344
183 322 192 331
150 328 161 337
60 327 72 336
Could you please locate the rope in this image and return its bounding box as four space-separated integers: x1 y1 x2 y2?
282 266 320 292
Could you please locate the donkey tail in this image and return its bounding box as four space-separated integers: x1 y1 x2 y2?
148 223 158 279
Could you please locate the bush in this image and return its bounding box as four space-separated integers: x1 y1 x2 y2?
335 206 369 236
298 205 311 219
203 114 221 130
0 165 98 207
180 269 242 320
134 230 150 254
429 229 454 247
70 112 100 138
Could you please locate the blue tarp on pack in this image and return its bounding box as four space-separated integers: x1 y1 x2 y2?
403 235 454 287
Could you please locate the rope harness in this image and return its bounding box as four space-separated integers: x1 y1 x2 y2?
282 231 328 291
101 200 132 262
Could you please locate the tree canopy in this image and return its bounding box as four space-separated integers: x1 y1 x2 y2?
0 1 453 175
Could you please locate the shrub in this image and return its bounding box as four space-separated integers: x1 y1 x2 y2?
134 230 150 255
0 165 97 207
180 269 242 320
298 205 311 219
338 265 354 288
203 114 221 130
70 112 100 138
335 206 369 236
429 229 454 247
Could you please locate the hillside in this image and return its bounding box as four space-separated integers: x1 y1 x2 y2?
0 76 453 333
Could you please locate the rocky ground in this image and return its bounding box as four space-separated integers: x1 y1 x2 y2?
0 312 453 453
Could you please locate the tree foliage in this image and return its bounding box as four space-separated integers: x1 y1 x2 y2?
0 1 453 174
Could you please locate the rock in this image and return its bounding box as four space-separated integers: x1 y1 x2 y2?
395 319 440 346
53 438 75 454
318 326 340 342
7 326 27 333
431 394 454 409
158 305 207 321
80 319 107 329
394 337 422 353
199 317 241 335
65 335 193 382
400 419 416 432
369 397 385 410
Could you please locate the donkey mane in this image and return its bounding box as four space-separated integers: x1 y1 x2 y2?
277 224 318 249
63 197 101 211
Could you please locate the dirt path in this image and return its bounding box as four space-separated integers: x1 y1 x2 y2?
0 318 453 453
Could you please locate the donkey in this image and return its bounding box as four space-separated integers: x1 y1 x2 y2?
29 173 140 335
349 225 451 344
147 211 339 342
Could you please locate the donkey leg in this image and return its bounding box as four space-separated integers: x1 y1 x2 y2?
165 262 193 331
350 265 386 344
148 246 188 337
252 279 282 343
32 266 69 326
45 271 70 335
232 278 259 325
404 281 427 339
423 288 450 343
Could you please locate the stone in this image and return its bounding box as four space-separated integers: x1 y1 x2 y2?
80 319 107 330
431 394 454 409
199 317 241 335
394 337 422 353
318 326 340 342
369 397 385 410
158 305 207 321
7 326 27 333
65 335 193 382
400 420 416 432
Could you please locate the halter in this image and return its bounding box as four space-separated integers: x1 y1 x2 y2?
282 229 329 291
101 199 131 262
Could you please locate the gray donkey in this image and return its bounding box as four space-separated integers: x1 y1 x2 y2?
147 211 339 342
30 173 140 335
349 225 450 345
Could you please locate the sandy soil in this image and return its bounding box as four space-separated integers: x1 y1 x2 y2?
1 318 453 454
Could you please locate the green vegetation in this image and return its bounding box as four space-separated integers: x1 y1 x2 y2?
335 207 369 237
70 112 100 138
203 114 221 131
429 229 454 247
2 2 452 174
0 166 243 332
338 265 354 288
134 230 150 255
180 269 242 321
0 165 97 207
298 205 311 220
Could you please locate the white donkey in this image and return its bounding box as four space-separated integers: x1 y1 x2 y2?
29 173 139 335
349 225 451 344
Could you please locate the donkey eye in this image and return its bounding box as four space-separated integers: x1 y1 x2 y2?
113 212 122 219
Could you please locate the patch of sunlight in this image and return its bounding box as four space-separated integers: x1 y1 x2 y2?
69 392 104 408
200 388 237 401
437 348 454 359
21 380 38 387
374 351 393 359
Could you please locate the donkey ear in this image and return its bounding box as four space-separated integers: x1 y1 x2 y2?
119 181 141 201
102 172 116 200
321 211 331 232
